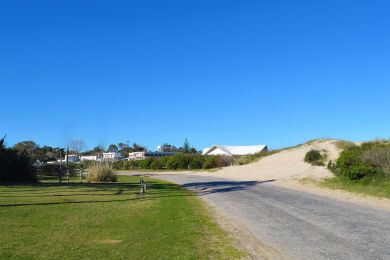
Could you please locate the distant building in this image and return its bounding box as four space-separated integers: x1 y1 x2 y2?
202 145 268 157
80 155 98 161
157 144 175 152
57 154 79 163
103 152 121 160
129 151 175 160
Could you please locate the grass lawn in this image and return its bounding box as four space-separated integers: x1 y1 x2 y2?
0 175 244 259
320 176 390 199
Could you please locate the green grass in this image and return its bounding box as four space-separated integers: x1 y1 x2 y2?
321 176 390 199
0 176 244 259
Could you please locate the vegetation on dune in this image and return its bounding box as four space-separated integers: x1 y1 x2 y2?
234 150 278 166
324 139 390 198
335 140 357 150
304 149 326 166
331 140 390 180
0 176 244 259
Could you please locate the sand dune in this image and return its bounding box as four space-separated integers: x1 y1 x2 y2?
205 139 340 182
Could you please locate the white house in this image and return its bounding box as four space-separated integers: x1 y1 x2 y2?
202 145 268 157
103 152 121 160
80 155 98 161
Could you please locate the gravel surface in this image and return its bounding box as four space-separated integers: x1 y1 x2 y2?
137 173 390 260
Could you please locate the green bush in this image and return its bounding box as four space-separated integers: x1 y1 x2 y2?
335 147 378 180
86 163 117 183
304 149 324 166
150 159 164 170
166 156 180 170
203 156 220 169
188 155 205 169
202 156 232 169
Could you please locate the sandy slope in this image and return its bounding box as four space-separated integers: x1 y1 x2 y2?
209 139 339 182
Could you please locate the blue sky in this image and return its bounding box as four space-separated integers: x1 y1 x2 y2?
1 0 390 151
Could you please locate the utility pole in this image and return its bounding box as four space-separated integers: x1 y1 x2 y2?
66 147 69 182
59 150 62 183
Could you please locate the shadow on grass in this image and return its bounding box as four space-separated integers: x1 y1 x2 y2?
0 179 274 207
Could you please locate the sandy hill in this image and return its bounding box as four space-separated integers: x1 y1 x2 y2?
211 140 341 182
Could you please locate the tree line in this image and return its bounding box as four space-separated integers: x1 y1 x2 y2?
8 138 199 162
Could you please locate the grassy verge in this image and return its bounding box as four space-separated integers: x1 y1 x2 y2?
0 176 244 259
320 176 390 199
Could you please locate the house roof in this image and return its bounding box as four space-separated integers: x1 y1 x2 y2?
202 145 267 156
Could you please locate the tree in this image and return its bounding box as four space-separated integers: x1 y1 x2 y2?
118 142 128 150
131 143 146 152
107 144 119 153
190 147 199 154
1 136 36 182
12 141 39 159
91 146 105 156
118 142 130 157
182 138 191 153
158 143 176 152
37 146 64 161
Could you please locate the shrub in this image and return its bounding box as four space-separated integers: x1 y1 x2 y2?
166 156 180 170
335 147 377 180
0 137 36 182
202 156 232 169
203 156 220 169
304 150 324 166
86 163 117 182
112 154 232 171
188 155 205 169
361 146 390 177
360 139 389 151
150 159 164 170
139 158 155 169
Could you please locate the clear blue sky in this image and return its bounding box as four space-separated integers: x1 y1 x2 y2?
1 0 390 151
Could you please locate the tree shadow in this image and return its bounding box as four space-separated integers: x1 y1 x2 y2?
0 196 157 207
0 180 190 207
182 180 275 195
0 179 275 208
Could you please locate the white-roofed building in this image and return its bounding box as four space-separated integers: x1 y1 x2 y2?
202 145 268 157
103 152 121 161
80 155 98 161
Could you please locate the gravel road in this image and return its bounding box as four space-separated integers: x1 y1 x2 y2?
137 173 390 260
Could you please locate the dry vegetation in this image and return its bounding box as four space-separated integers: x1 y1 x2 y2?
86 163 117 182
